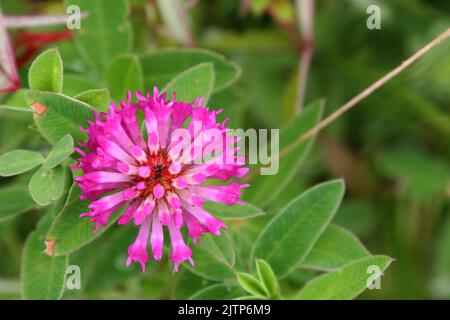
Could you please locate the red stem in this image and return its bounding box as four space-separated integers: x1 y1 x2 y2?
14 30 72 68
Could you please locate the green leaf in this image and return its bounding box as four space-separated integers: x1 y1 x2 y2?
163 63 215 104
202 201 265 220
46 185 121 256
74 89 110 112
256 259 280 298
62 74 96 96
185 233 236 281
0 184 36 222
188 284 242 300
295 255 393 300
28 48 63 92
248 100 324 207
0 150 44 177
22 205 69 300
29 166 66 206
199 232 235 267
66 0 132 73
26 91 95 144
44 135 74 169
251 179 345 277
140 48 240 93
104 54 143 101
22 230 68 300
301 224 370 271
237 273 268 298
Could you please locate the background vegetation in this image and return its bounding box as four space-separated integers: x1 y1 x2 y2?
0 0 449 299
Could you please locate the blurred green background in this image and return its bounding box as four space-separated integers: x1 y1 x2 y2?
0 0 449 299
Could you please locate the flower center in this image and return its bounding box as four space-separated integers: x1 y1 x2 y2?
134 150 183 198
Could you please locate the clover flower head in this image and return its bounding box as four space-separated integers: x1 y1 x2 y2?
73 88 249 272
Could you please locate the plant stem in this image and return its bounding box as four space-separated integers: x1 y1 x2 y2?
3 13 87 29
0 105 33 112
245 26 450 181
281 27 450 158
295 0 315 114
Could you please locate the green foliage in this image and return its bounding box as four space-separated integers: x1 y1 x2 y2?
185 233 236 281
65 0 132 73
21 224 68 299
22 202 69 300
0 150 44 177
29 166 66 206
26 91 95 144
256 259 280 299
74 89 110 112
202 202 265 220
430 216 450 298
62 75 97 96
237 273 268 299
200 232 236 267
140 49 240 93
296 256 393 300
28 48 63 93
252 180 345 277
248 100 324 207
9 0 448 301
236 259 281 300
251 0 271 15
46 186 121 256
163 63 215 104
104 54 143 101
44 135 74 169
0 184 35 222
301 225 370 271
376 148 450 200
